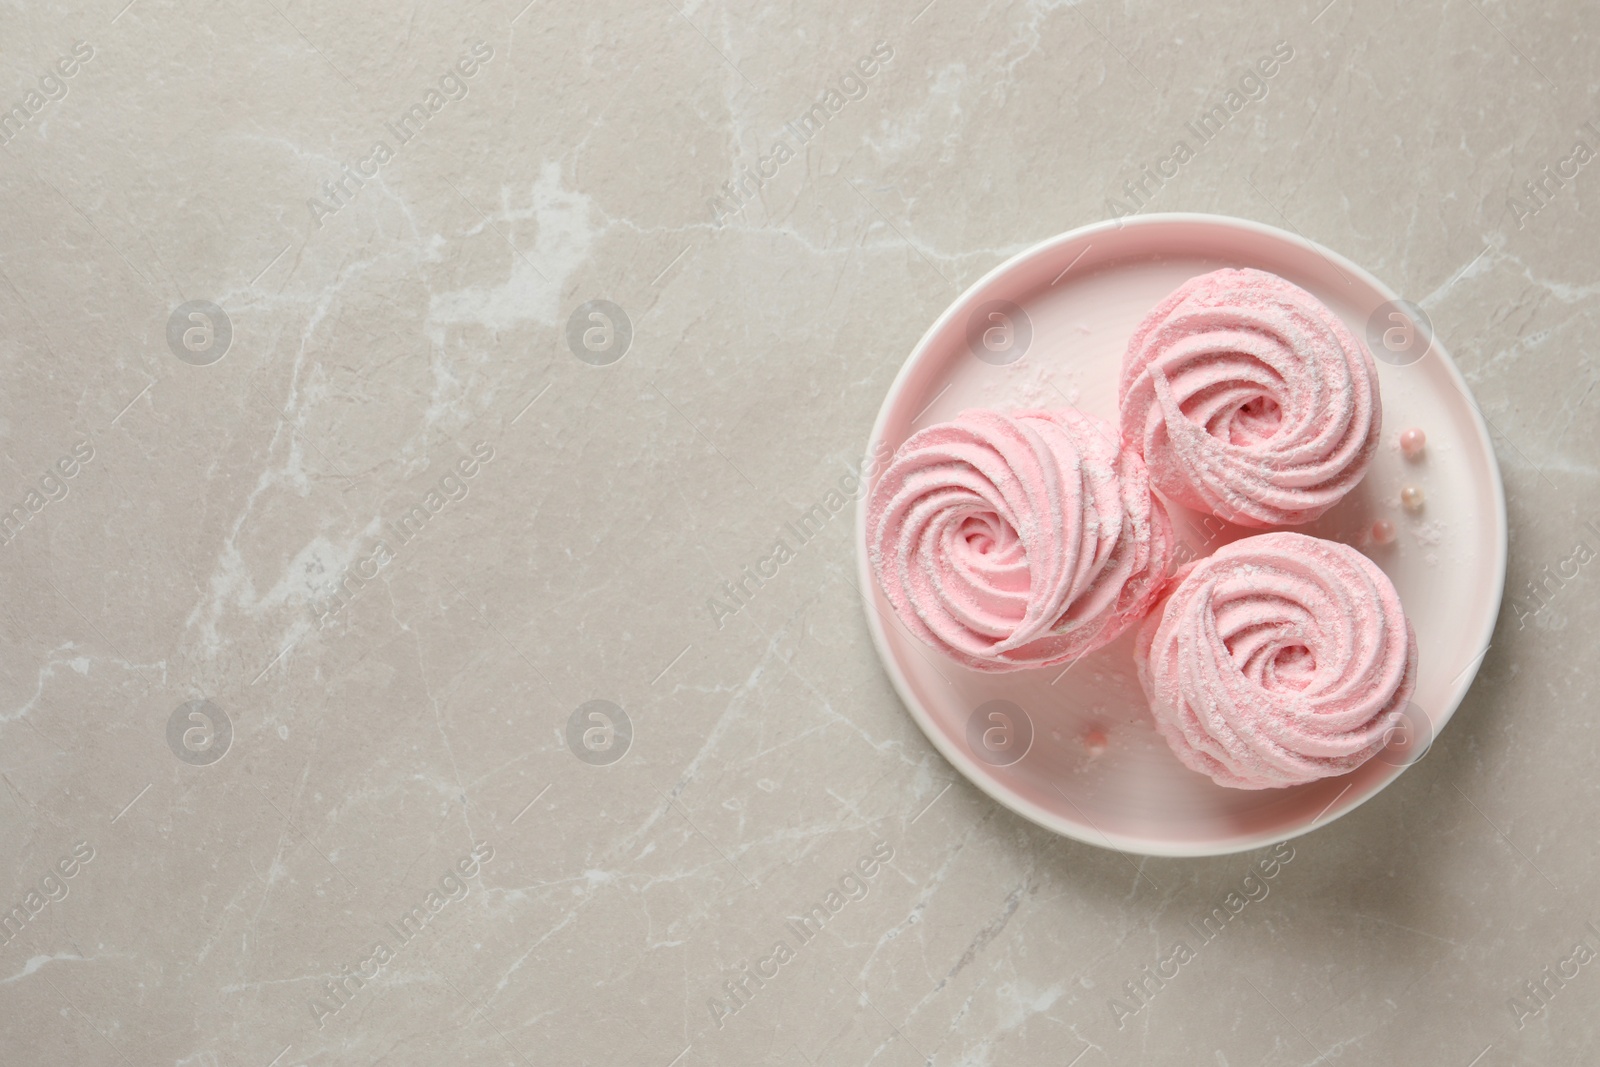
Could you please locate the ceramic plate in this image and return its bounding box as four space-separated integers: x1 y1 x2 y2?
854 213 1507 858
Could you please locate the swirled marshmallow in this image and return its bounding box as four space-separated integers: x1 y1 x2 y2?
867 408 1174 672
1136 531 1418 789
1120 268 1381 526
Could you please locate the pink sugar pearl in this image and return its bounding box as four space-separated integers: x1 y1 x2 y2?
1400 428 1426 459
1371 519 1396 545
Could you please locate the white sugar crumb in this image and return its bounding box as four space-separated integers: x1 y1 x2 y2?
998 364 1075 410
1411 520 1445 547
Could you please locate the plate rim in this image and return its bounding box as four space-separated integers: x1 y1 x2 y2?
853 210 1509 858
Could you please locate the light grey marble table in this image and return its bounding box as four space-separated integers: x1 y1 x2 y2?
0 1 1594 1064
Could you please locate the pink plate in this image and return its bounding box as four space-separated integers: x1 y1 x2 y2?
854 213 1507 857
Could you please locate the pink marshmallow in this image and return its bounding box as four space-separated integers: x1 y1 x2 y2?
1135 531 1418 789
868 408 1175 672
1120 268 1381 526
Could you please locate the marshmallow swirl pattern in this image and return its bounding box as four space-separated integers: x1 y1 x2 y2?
1120 268 1381 526
1136 532 1417 789
868 408 1174 672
